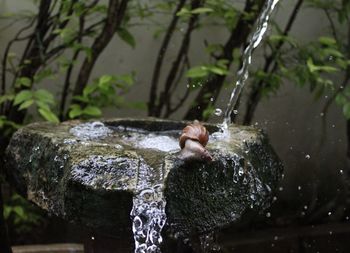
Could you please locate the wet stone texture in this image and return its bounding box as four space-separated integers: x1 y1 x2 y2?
5 118 283 239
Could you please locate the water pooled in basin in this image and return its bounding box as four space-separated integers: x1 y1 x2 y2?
137 135 179 152
112 126 180 152
222 0 280 129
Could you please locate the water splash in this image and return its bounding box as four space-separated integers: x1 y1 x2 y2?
131 185 166 253
69 121 112 140
222 0 280 128
130 162 166 253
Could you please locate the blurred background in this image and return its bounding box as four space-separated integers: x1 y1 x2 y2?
0 0 350 252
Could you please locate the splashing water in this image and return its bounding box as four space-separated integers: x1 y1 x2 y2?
130 162 166 253
222 0 280 129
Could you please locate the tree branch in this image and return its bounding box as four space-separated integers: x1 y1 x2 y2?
72 0 129 98
154 0 202 117
59 16 86 120
148 0 187 116
164 56 191 117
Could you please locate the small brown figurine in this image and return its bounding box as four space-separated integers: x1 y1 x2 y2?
178 120 212 162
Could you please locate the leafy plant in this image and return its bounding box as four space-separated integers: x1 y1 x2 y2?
4 194 45 235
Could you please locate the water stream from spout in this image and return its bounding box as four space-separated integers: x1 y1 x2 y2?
222 0 280 130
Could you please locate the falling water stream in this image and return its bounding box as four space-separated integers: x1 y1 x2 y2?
129 0 280 252
222 0 280 130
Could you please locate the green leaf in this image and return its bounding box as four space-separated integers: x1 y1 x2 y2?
186 66 209 78
318 36 336 46
0 94 14 104
191 7 214 14
16 77 31 87
343 103 350 119
208 66 228 75
117 28 136 48
13 90 33 106
307 58 339 73
83 106 102 117
83 85 97 97
34 89 55 104
335 94 347 105
13 206 25 218
18 99 34 110
38 108 59 123
72 95 90 103
3 206 12 219
99 75 113 85
35 100 50 111
68 105 83 119
176 7 190 16
117 73 134 86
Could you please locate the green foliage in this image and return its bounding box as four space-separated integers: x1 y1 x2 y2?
68 73 135 119
4 194 45 235
13 89 59 123
336 87 350 119
117 28 136 48
186 62 229 79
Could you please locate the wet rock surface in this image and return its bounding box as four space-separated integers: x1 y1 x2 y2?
5 118 282 238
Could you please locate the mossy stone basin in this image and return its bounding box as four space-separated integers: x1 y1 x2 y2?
5 118 283 238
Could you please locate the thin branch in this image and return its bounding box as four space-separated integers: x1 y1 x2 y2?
155 0 202 117
147 0 187 116
45 19 105 59
42 0 78 49
72 0 129 98
324 8 339 43
164 55 191 117
1 17 36 97
59 14 86 120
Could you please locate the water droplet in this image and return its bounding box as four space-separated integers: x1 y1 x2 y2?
305 154 311 159
273 196 277 201
279 187 283 191
266 212 271 218
329 231 333 235
304 205 308 210
214 108 222 116
91 236 95 240
274 236 278 241
340 169 344 174
297 186 302 190
328 211 332 216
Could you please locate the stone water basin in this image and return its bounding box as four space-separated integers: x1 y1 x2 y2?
5 118 283 250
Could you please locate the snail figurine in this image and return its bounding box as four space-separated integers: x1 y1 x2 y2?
178 121 212 162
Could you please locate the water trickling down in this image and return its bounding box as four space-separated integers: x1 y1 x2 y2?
130 162 166 253
222 0 280 129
